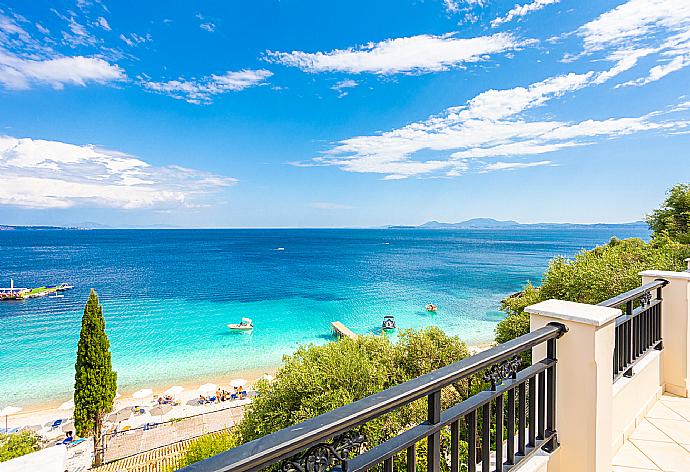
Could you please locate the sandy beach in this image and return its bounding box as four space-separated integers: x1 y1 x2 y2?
7 367 277 436
7 341 495 435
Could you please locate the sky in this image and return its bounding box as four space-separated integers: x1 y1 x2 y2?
0 0 689 228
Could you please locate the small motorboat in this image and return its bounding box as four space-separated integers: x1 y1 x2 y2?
49 294 64 299
228 317 254 331
381 315 396 331
425 304 438 312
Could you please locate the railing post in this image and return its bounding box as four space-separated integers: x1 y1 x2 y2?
640 270 690 397
427 390 441 472
526 300 619 472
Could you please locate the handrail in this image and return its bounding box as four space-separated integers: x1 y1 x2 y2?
181 323 566 472
598 279 667 308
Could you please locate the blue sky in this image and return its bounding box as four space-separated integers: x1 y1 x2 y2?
0 0 689 227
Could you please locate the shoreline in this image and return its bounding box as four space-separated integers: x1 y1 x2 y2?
9 339 496 430
10 366 278 430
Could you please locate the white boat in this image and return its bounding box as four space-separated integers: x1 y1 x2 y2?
381 316 396 331
49 294 64 299
228 317 254 331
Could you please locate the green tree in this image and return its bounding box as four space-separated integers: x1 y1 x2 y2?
177 328 472 470
496 235 690 344
647 183 690 244
0 431 40 463
74 289 117 466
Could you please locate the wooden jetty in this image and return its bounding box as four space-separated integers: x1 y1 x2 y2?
331 321 357 340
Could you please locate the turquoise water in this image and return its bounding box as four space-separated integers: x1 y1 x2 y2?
0 228 648 408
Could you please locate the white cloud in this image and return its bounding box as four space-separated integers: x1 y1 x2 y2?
576 0 690 85
578 0 690 53
619 53 690 87
444 0 485 13
140 69 273 104
0 136 237 209
491 0 560 28
265 32 523 75
200 22 216 33
119 32 151 47
0 49 125 90
96 16 111 31
295 64 690 180
331 79 357 97
309 202 353 210
482 160 553 171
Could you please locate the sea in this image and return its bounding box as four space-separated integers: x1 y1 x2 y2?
0 227 649 408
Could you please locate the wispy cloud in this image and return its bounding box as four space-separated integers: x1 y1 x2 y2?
200 22 216 33
0 9 124 91
119 32 151 47
265 32 523 75
0 136 237 209
0 49 125 90
96 16 111 31
491 0 560 28
139 69 273 104
292 62 690 180
331 79 357 97
575 0 690 84
482 160 553 171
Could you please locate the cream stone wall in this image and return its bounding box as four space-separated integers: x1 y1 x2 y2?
640 270 690 397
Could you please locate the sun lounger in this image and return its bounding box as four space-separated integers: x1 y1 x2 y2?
50 419 63 429
68 438 86 448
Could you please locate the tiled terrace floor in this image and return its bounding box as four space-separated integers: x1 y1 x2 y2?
612 393 690 471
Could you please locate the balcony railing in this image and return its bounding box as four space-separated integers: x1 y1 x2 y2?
180 323 568 472
599 279 667 381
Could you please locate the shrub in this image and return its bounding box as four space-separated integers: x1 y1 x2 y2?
495 236 690 343
177 328 470 469
173 430 240 469
0 431 40 463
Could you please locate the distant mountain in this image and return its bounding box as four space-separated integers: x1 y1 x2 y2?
419 218 520 229
387 218 649 230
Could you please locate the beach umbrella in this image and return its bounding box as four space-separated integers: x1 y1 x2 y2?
59 399 74 410
150 403 172 419
132 388 153 399
164 386 184 397
259 374 274 383
1 406 22 432
230 378 247 389
197 383 217 395
108 408 132 423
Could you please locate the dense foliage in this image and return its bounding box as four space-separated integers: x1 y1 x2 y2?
496 183 690 344
74 289 118 466
647 183 690 244
173 430 240 469
177 328 473 470
0 431 40 463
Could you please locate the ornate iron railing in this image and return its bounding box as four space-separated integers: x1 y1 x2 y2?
599 279 667 381
180 323 568 472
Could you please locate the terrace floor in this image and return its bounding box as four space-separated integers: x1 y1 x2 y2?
612 393 690 471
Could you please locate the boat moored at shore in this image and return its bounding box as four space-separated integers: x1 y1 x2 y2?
0 279 74 301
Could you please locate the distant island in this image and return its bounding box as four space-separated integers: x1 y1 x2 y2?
386 218 649 230
1 219 650 231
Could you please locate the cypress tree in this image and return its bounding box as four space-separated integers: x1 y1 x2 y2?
74 289 117 466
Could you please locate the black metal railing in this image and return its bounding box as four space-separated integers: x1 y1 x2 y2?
599 279 667 381
181 323 568 472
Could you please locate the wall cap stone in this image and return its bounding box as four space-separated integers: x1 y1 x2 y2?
526 299 621 326
639 270 690 280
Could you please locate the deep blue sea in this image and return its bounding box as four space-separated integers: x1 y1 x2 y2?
0 228 648 408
